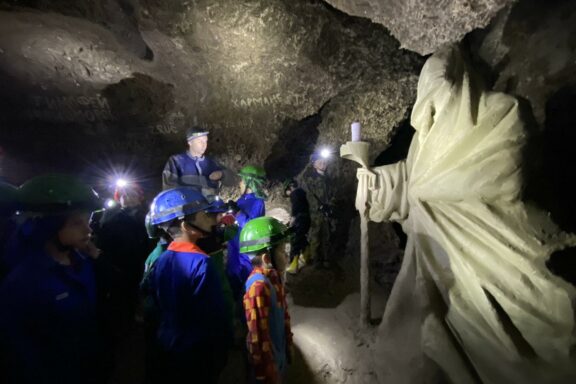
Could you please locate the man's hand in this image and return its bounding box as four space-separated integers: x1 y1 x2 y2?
209 170 223 181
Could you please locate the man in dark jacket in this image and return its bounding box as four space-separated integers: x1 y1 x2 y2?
162 127 227 199
283 179 311 274
299 149 336 269
93 182 153 336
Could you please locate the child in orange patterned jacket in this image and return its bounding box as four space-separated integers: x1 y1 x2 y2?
240 217 293 384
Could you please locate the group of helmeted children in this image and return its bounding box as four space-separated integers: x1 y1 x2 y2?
0 167 297 384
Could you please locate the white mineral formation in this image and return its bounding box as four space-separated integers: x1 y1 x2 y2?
353 45 576 383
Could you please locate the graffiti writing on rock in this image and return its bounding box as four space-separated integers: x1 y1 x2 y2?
24 95 113 123
150 112 185 135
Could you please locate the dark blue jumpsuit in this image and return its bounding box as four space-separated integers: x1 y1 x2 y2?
162 152 223 192
151 241 231 384
0 250 99 384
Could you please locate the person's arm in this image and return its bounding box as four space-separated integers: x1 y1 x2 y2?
162 156 180 190
249 199 266 220
206 158 224 182
244 281 279 383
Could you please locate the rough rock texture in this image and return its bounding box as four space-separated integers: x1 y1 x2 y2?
322 0 514 55
0 0 423 197
469 0 576 124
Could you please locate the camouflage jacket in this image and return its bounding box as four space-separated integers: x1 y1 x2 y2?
298 165 336 216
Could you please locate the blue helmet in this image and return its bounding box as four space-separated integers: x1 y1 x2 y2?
205 197 227 213
149 187 210 225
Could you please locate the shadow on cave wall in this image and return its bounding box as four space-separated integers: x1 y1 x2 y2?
101 72 175 127
520 86 576 286
540 86 576 233
534 86 576 286
263 113 321 182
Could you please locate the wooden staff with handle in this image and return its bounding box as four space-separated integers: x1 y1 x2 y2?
340 139 374 329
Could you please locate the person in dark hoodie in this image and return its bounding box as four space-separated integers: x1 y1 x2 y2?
283 178 311 274
92 180 153 334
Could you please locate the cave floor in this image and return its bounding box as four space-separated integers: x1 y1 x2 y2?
108 263 391 384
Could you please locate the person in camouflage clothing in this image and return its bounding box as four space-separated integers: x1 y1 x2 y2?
298 148 336 268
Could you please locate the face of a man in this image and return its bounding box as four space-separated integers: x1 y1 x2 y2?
57 211 92 249
188 136 208 157
313 159 328 173
190 210 218 234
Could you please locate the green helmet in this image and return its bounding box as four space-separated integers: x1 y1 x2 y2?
238 165 266 180
19 174 100 213
239 216 288 254
239 165 267 199
0 181 19 213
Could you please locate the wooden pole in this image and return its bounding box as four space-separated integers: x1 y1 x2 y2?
340 140 373 329
359 209 371 328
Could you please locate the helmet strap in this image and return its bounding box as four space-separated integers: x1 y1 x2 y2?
183 218 212 238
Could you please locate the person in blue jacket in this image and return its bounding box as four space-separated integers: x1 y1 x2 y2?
226 165 267 301
148 187 232 384
162 127 226 198
0 174 103 384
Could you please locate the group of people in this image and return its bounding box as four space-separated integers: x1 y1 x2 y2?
0 126 337 384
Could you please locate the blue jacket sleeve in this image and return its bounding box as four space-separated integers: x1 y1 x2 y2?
162 155 180 190
236 197 265 227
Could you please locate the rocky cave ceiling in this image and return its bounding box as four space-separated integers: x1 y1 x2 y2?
0 0 574 194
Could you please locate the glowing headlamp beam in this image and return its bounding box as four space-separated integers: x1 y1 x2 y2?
115 178 128 188
320 148 331 159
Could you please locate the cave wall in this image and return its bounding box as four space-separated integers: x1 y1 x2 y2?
0 0 422 201
1 1 576 382
323 0 515 55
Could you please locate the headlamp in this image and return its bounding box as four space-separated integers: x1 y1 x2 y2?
115 178 128 188
320 149 331 159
